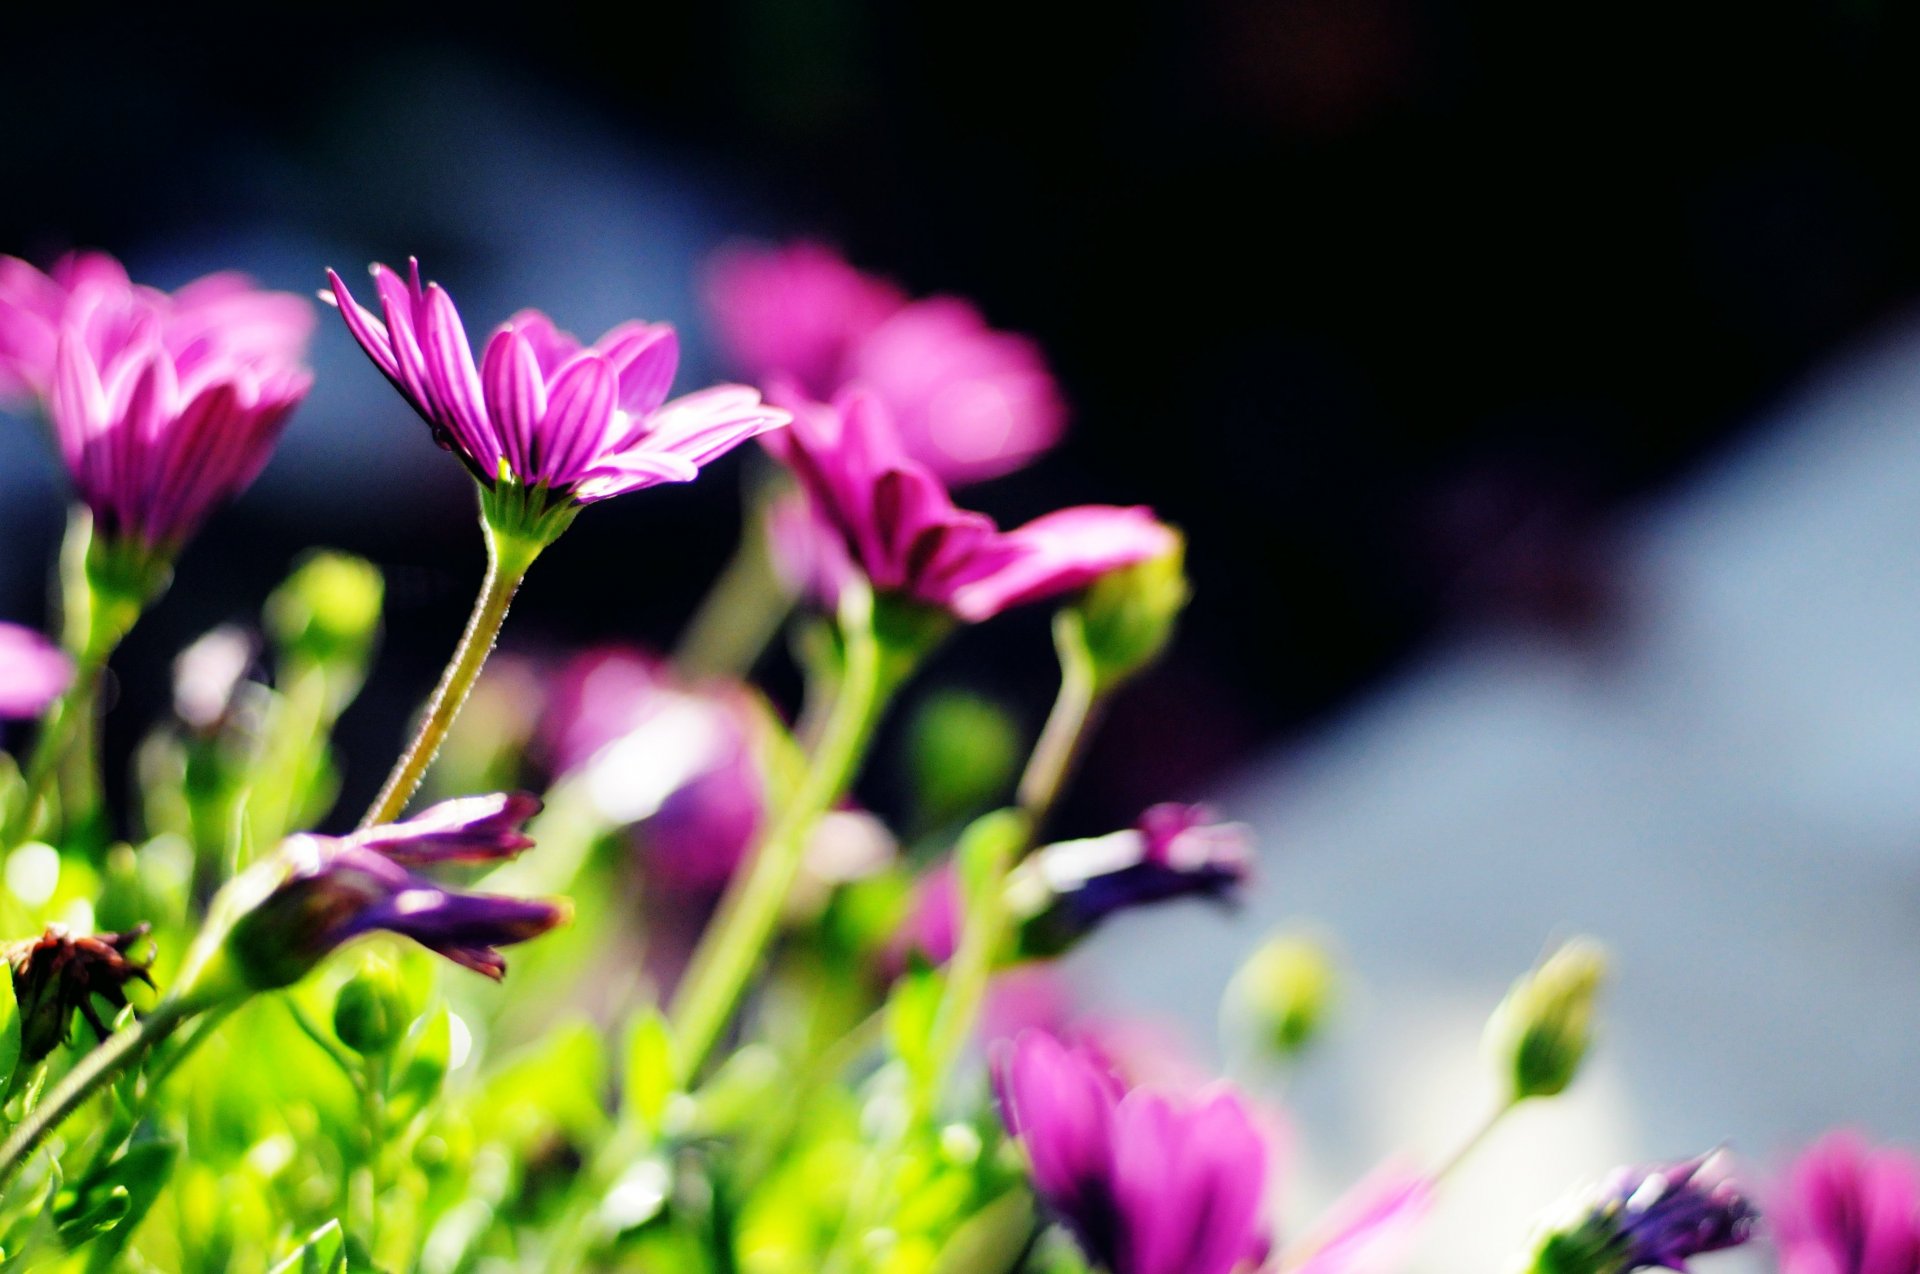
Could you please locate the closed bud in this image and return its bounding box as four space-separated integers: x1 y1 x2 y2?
1228 931 1338 1060
332 957 411 1056
1522 1153 1755 1274
1487 938 1608 1102
266 552 383 669
1071 533 1188 690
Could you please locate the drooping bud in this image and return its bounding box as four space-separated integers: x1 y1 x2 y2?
1227 931 1338 1060
4 924 155 1065
1523 1153 1756 1274
1486 938 1608 1103
1070 532 1189 691
331 956 412 1057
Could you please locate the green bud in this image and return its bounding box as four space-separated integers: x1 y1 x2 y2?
332 957 411 1057
1227 931 1338 1059
265 552 383 669
1486 938 1608 1102
1073 533 1189 690
909 691 1022 828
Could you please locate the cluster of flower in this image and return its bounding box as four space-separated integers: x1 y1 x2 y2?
0 242 1909 1273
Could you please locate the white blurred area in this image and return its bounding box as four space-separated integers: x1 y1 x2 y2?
1078 314 1920 1272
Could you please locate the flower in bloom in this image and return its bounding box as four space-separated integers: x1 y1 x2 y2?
1528 1153 1757 1273
1011 804 1251 955
326 261 787 514
704 241 1065 483
0 623 72 719
993 1029 1270 1274
764 389 1173 622
1773 1131 1920 1274
538 647 767 891
0 252 316 552
224 792 568 989
4 924 155 1065
0 251 313 405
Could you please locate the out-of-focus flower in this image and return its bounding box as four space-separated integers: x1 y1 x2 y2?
0 623 73 719
1 252 314 556
1011 803 1251 954
221 792 566 990
1773 1131 1920 1274
1288 1161 1433 1274
704 241 1064 483
0 251 313 405
1525 1153 1757 1274
993 1029 1271 1274
541 647 769 892
4 924 155 1065
765 389 1172 622
326 261 787 523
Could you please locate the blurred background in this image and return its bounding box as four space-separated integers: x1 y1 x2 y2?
6 3 1920 1269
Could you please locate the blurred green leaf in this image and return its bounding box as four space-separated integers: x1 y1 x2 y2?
623 1009 676 1138
265 1218 346 1274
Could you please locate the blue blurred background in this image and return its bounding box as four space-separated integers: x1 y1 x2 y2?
7 5 1920 1269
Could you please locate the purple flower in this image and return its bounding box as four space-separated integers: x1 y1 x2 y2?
764 389 1173 622
538 647 766 891
1774 1132 1920 1274
1014 804 1251 953
0 251 312 405
0 252 315 551
704 241 1064 484
225 792 567 988
0 623 72 719
326 260 787 508
1534 1154 1756 1273
993 1030 1271 1274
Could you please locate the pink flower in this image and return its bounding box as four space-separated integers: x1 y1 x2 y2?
764 389 1173 622
48 281 313 551
1774 1132 1920 1274
1288 1162 1433 1274
704 241 1064 483
0 251 312 406
327 260 787 506
0 624 72 719
993 1030 1272 1274
539 647 767 891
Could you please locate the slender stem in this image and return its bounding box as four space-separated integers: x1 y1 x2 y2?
674 495 792 679
922 624 1107 1107
1431 1097 1519 1181
668 590 899 1083
0 998 195 1193
360 525 540 829
6 656 105 849
351 1054 387 1254
1014 615 1101 830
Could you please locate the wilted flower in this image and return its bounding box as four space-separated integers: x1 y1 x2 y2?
540 647 768 891
765 389 1173 622
326 260 787 533
704 241 1064 483
221 792 567 990
1526 1153 1757 1274
993 1029 1270 1274
0 623 72 719
5 924 155 1065
1773 1131 1920 1274
1011 804 1251 955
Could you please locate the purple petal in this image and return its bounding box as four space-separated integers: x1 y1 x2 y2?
535 352 618 486
481 326 549 479
596 321 680 417
351 792 543 865
946 505 1176 622
0 624 72 719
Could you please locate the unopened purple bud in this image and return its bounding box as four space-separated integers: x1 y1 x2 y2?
1527 1153 1757 1274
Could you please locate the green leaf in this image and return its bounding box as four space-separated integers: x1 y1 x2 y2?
887 961 946 1088
387 1005 451 1124
78 1136 179 1272
265 1218 346 1274
930 1187 1036 1274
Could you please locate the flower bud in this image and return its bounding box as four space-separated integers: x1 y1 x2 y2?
1227 931 1338 1060
1523 1153 1755 1274
265 552 383 670
1070 533 1188 690
1486 938 1607 1102
332 957 411 1057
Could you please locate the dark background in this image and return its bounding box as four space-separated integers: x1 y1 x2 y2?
4 0 1917 831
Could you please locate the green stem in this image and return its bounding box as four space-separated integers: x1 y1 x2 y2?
360 523 540 829
674 494 792 679
1432 1096 1519 1181
668 587 906 1084
922 622 1106 1107
7 656 104 849
0 998 195 1194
